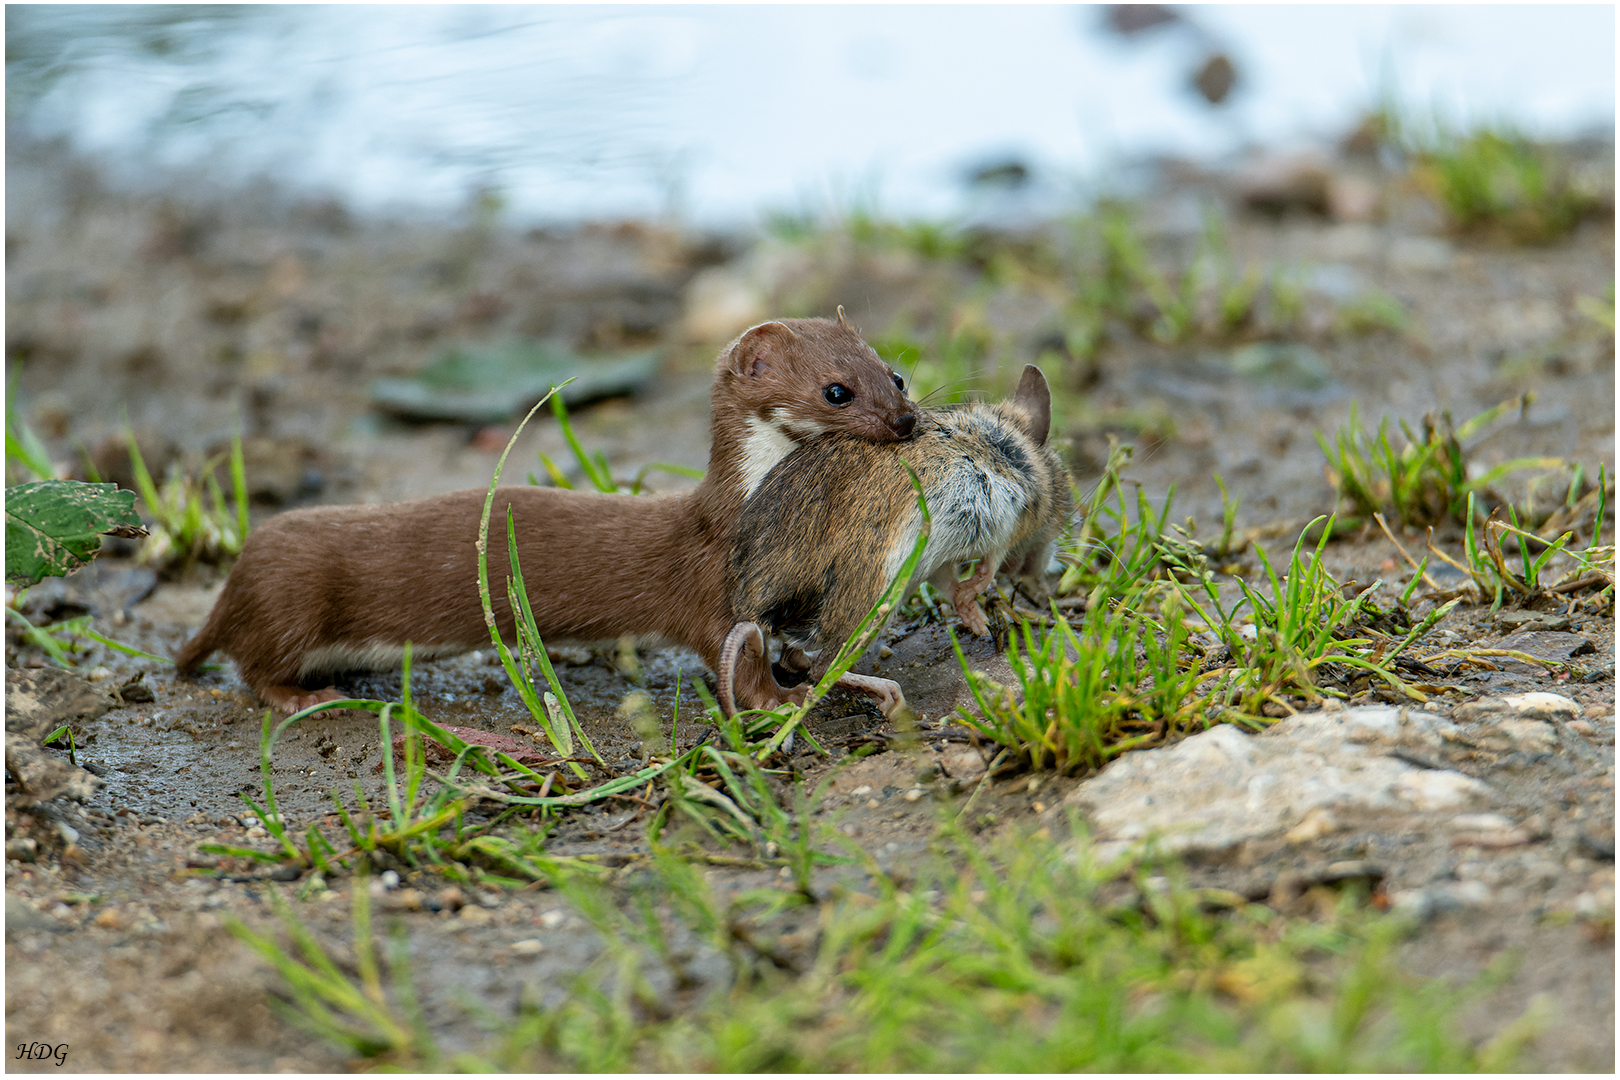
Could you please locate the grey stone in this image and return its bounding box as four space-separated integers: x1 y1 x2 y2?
1390 880 1492 920
4 895 70 935
1387 236 1454 273
1452 692 1585 734
5 668 113 737
369 344 662 423
1494 610 1571 632
5 669 109 807
20 560 157 619
1065 706 1491 858
1492 631 1597 662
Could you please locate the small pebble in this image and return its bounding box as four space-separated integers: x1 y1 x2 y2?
865 799 881 810
1286 807 1341 843
849 785 872 796
457 906 493 926
1574 888 1615 922
538 910 566 929
1568 719 1596 736
510 938 544 956
384 889 424 912
1449 813 1514 833
903 788 924 803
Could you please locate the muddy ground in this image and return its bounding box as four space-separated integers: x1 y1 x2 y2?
5 135 1615 1071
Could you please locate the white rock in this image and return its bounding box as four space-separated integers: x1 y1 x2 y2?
1392 769 1491 811
1575 888 1615 921
680 268 766 343
1064 707 1488 856
510 938 544 956
1446 880 1493 908
1449 813 1515 832
941 749 987 781
1497 719 1559 752
1500 692 1583 723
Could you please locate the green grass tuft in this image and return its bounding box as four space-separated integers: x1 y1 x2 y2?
1316 396 1568 531
1413 128 1598 245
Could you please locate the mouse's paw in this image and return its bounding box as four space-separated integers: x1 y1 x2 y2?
835 672 909 719
957 599 990 637
951 564 996 636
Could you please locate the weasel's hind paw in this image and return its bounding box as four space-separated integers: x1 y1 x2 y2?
261 685 358 718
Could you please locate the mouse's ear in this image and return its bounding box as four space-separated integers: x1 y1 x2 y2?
727 321 799 378
1013 364 1052 446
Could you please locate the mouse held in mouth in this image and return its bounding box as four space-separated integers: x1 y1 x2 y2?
174 312 918 715
719 364 1073 720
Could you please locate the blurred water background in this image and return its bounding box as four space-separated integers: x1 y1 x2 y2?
7 4 1614 227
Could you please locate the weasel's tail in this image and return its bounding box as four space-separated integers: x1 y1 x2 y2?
173 619 220 673
716 621 766 719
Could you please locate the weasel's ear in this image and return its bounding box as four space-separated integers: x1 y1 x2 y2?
728 321 798 378
836 304 853 330
1013 365 1052 446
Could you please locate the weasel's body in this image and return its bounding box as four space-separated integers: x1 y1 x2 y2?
720 365 1072 717
176 316 917 713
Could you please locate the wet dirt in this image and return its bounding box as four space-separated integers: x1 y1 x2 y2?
6 137 1615 1071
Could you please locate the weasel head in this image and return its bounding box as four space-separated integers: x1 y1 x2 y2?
713 312 916 490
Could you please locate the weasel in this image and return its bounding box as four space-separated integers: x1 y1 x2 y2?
718 365 1073 718
175 314 917 713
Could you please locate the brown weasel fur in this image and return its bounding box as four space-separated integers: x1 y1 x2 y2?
719 365 1073 718
175 315 917 714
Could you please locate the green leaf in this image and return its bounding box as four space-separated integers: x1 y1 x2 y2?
4 480 147 586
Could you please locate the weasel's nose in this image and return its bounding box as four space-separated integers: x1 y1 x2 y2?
891 412 917 439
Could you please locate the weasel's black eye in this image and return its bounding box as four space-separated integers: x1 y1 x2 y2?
891 372 906 392
823 383 853 406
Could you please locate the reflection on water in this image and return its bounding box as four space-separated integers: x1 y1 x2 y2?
7 5 1614 225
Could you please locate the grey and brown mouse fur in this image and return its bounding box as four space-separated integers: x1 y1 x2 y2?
175 313 918 714
719 364 1073 718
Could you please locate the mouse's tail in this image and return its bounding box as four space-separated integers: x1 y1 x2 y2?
716 621 765 719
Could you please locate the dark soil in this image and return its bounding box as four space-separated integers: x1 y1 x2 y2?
6 137 1614 1071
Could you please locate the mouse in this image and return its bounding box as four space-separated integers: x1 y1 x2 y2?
719 364 1073 719
175 312 918 714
